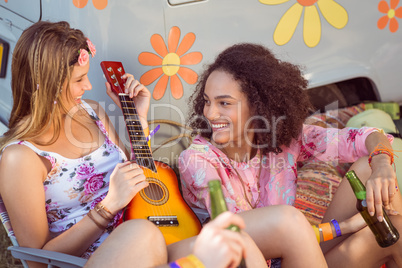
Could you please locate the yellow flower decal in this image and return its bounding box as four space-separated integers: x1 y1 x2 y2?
259 0 348 47
72 0 108 10
378 0 402 33
139 26 203 100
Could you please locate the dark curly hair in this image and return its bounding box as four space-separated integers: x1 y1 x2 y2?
187 43 313 155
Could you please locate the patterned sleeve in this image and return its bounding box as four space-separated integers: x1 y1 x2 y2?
297 124 393 163
178 148 222 215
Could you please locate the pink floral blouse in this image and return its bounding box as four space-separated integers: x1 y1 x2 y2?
178 125 393 215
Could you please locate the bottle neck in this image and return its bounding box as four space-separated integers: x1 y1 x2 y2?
345 171 366 200
209 181 228 219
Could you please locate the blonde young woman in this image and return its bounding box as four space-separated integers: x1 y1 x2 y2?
0 20 168 267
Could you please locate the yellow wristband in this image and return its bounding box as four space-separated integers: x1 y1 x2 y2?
143 127 151 148
187 254 205 268
312 225 320 243
175 257 196 268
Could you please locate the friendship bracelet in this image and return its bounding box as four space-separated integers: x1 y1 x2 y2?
95 203 114 222
87 210 106 230
368 143 395 168
97 203 114 216
330 219 342 237
319 222 333 242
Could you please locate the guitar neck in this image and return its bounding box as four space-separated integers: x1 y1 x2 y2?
119 93 156 172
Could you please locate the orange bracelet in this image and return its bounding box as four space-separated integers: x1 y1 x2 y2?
319 222 333 242
174 254 205 268
368 143 394 167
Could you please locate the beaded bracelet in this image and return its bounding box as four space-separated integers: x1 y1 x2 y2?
169 254 206 268
368 144 394 168
330 219 342 237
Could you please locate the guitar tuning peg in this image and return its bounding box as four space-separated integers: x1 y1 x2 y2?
107 67 112 72
117 67 122 72
111 74 116 79
114 82 119 86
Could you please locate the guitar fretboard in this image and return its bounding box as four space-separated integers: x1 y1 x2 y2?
119 93 157 173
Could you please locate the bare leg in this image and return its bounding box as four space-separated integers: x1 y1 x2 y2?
321 157 402 266
85 219 167 268
325 215 402 268
240 205 327 268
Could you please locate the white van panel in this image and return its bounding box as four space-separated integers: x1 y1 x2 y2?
1 0 402 165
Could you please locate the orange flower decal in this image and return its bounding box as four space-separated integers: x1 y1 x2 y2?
139 26 203 100
72 0 108 10
378 0 402 32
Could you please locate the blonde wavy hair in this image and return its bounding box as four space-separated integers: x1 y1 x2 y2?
0 21 90 151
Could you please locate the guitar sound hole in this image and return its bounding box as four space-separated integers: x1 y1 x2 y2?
140 177 169 206
144 182 164 201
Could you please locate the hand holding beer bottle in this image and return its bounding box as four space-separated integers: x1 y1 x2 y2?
345 170 399 247
208 180 247 268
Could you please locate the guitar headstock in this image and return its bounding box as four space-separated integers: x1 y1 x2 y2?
100 61 126 94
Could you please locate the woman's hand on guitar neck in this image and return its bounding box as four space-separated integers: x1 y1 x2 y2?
101 161 149 215
105 73 151 129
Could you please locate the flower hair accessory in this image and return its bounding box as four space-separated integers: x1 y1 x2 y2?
78 38 96 66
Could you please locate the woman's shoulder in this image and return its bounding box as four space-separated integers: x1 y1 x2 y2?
1 143 45 171
181 135 213 156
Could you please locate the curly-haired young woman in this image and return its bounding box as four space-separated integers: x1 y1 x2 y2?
179 43 402 267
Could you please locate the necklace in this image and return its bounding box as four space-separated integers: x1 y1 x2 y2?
227 152 262 209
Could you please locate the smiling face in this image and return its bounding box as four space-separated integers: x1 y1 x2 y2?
203 70 254 153
61 62 92 110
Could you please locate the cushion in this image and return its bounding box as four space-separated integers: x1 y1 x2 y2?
295 103 365 225
294 162 343 225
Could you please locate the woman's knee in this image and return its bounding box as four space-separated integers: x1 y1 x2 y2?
348 156 371 181
255 205 311 234
121 219 164 239
276 205 311 230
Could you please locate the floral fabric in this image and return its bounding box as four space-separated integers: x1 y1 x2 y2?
178 125 393 216
4 100 127 258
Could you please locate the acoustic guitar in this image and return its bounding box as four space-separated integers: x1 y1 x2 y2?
100 61 201 245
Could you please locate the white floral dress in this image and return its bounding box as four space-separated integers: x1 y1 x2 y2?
4 100 127 258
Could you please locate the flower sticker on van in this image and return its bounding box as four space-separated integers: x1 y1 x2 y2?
73 0 107 10
139 26 202 100
378 0 402 33
259 0 348 48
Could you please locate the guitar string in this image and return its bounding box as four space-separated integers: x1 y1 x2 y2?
120 94 173 219
113 70 172 220
110 67 161 218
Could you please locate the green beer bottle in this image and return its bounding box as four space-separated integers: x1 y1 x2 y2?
208 180 247 268
345 170 399 247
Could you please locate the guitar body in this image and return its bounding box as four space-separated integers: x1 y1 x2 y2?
100 61 201 245
124 160 202 245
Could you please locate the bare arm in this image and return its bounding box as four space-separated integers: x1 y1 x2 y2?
364 131 396 220
0 146 104 257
